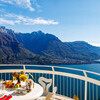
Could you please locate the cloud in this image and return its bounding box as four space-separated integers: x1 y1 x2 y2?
32 0 40 8
0 13 59 25
0 18 14 25
28 17 59 25
89 42 100 47
0 0 35 11
0 0 14 4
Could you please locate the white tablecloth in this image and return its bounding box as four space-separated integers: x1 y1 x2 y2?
4 83 43 100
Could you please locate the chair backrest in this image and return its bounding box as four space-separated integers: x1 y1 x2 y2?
38 77 52 96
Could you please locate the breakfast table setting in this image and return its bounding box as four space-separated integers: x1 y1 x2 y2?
0 71 43 100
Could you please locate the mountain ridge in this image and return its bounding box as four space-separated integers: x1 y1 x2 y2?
14 30 100 60
0 26 51 64
0 26 100 64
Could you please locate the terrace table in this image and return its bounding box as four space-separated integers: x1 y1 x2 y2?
4 83 43 100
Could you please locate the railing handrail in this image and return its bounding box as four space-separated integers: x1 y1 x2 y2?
0 64 99 100
0 69 100 86
0 64 100 76
52 65 100 76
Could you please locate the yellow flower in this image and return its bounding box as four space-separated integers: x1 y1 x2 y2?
19 74 28 82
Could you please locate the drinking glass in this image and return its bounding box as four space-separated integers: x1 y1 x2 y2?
13 80 18 85
20 81 26 87
13 77 18 85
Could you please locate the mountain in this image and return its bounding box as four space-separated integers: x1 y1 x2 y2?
0 26 100 64
0 26 51 64
64 41 100 58
15 31 100 61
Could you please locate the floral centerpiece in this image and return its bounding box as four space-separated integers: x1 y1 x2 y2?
4 71 35 94
4 71 28 89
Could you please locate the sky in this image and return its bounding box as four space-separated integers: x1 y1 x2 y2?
0 0 100 46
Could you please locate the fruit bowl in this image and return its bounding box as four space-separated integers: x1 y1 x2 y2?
4 80 14 90
5 80 14 88
4 80 21 91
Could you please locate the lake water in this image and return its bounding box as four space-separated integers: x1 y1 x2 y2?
58 63 100 73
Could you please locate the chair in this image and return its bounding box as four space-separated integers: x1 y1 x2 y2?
36 77 57 100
